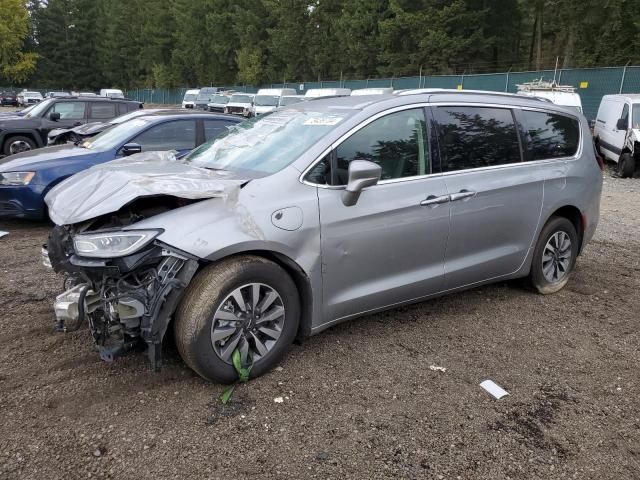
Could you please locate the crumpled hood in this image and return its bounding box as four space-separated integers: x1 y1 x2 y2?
45 151 248 226
48 121 110 139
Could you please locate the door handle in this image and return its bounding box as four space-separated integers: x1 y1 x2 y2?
420 194 450 207
449 189 477 202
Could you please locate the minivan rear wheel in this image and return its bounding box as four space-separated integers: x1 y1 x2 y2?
529 217 578 294
618 153 635 178
174 256 300 384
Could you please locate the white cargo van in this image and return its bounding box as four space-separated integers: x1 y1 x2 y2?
304 88 351 98
351 88 394 96
182 89 200 109
516 81 583 113
100 89 125 99
251 88 297 116
593 94 640 178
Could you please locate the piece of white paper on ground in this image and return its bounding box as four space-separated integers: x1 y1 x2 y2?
0 231 8 239
480 380 509 399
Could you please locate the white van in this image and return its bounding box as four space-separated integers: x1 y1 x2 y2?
251 88 297 116
594 94 640 178
304 88 351 98
351 88 394 96
516 81 583 113
182 89 200 109
100 88 125 99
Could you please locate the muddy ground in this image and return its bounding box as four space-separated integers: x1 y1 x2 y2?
0 171 639 480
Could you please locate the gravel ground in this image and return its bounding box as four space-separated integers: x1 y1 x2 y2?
0 170 639 480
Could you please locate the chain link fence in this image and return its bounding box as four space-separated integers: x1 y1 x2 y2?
5 66 640 120
128 66 640 120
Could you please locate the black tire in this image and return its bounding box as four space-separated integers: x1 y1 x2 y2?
174 255 300 384
618 152 635 178
3 135 36 156
529 216 579 294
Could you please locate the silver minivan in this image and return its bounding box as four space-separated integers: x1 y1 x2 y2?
45 91 603 383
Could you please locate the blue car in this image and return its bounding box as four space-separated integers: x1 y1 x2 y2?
0 111 241 220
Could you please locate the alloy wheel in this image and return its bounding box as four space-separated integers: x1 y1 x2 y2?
211 283 285 366
9 140 32 155
541 231 572 283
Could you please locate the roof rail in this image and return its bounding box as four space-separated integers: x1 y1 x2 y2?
395 88 550 102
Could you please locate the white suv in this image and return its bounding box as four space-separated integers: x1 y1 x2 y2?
594 94 640 177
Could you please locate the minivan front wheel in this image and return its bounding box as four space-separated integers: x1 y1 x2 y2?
618 153 635 178
174 256 300 384
529 217 578 294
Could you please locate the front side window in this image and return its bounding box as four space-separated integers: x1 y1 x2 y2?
49 101 87 120
632 104 640 129
331 108 428 185
132 120 197 151
435 106 521 172
522 110 580 160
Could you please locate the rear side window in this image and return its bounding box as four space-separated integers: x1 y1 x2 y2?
435 106 521 172
89 103 117 120
522 110 580 160
117 103 128 115
131 120 196 151
204 119 232 141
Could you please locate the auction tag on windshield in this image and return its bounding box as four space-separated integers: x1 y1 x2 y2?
303 116 343 126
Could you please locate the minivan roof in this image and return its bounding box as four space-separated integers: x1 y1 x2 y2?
286 90 583 116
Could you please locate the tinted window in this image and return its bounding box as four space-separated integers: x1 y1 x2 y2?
204 120 231 141
522 110 580 160
132 120 196 151
127 103 140 112
435 106 521 172
49 101 86 120
333 108 428 185
90 103 117 120
117 103 128 115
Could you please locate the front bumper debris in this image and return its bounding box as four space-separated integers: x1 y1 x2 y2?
46 226 199 369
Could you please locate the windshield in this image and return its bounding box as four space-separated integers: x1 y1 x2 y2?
25 91 41 97
279 96 302 106
183 109 350 174
633 104 640 129
209 95 229 104
254 95 279 107
24 98 55 117
229 94 253 104
196 92 212 101
82 118 150 150
183 93 197 101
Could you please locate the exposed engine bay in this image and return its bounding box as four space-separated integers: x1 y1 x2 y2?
46 197 200 369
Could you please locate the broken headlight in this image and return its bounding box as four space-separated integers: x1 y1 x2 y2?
73 230 161 258
0 171 35 186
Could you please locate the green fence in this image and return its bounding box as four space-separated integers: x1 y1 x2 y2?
122 66 640 120
6 66 640 120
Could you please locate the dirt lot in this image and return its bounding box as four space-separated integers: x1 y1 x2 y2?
0 171 639 480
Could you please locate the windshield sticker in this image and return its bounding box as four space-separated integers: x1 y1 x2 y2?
303 116 344 126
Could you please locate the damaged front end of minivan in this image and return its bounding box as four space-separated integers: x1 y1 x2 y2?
43 152 246 369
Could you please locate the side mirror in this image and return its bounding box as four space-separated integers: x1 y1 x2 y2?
341 160 381 207
49 112 61 121
121 143 142 156
616 118 627 130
